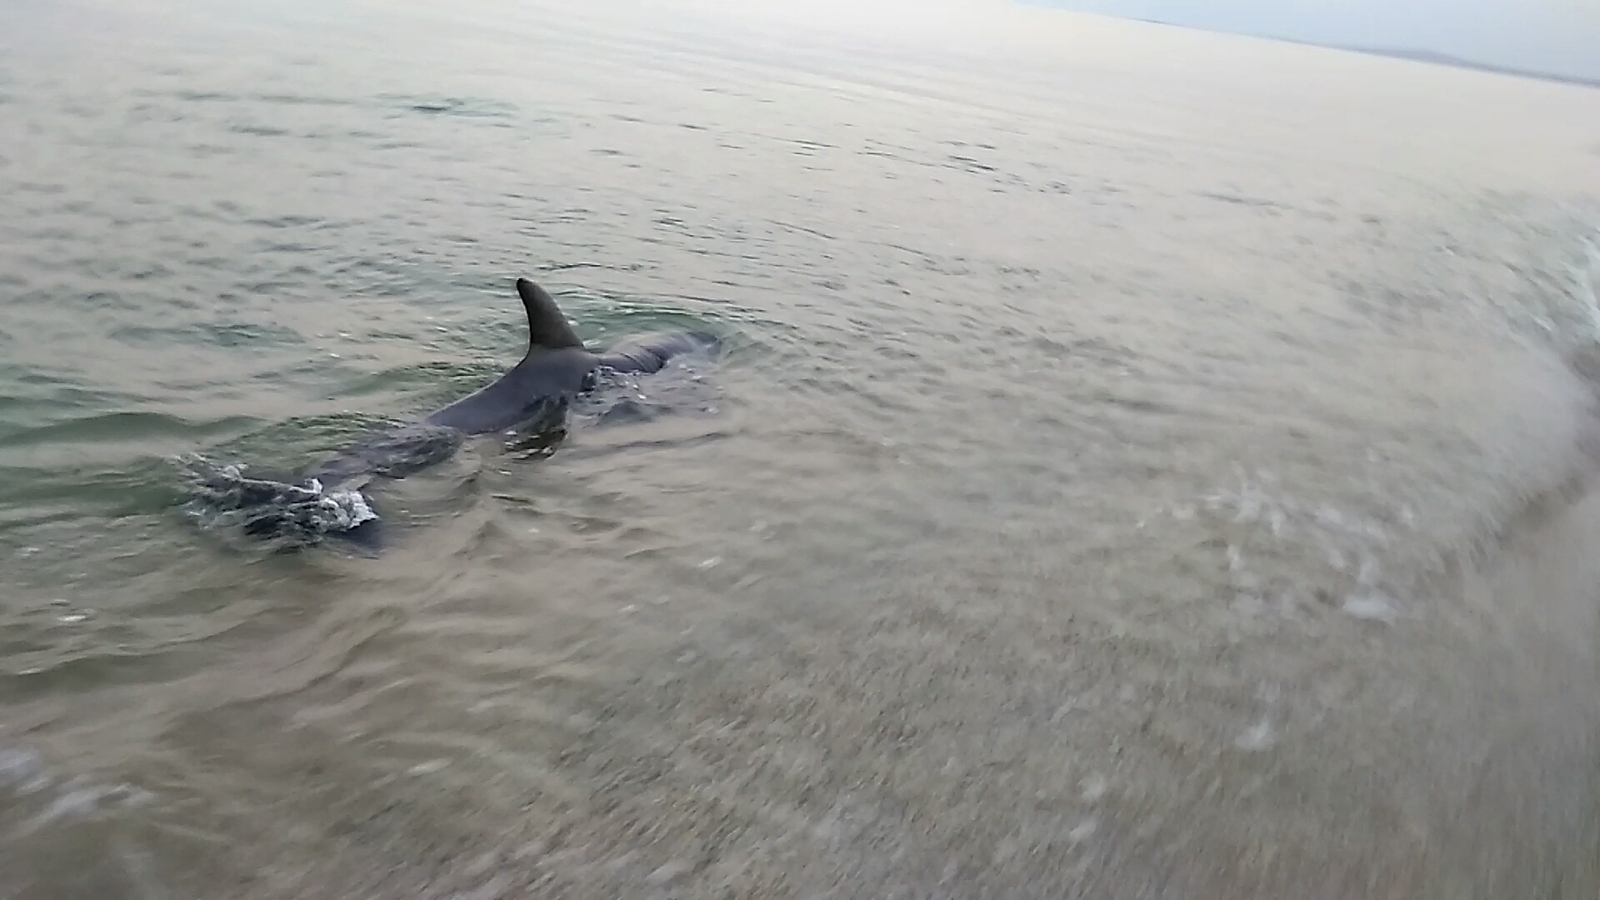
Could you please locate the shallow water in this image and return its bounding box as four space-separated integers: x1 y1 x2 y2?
3 0 1600 896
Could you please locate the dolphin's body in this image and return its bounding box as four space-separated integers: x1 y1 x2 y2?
420 278 717 436
188 277 720 549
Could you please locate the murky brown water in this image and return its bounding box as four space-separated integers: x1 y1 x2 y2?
3 0 1600 896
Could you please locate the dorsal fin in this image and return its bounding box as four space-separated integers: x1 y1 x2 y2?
515 277 585 353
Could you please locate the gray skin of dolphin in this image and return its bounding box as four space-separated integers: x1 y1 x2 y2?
420 277 717 436
223 277 718 548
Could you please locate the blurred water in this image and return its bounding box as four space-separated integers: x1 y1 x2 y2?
2 0 1600 897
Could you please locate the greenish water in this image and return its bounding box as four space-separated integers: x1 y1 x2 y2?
2 0 1600 897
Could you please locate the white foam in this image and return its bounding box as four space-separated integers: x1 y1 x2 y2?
1235 720 1277 751
322 487 378 529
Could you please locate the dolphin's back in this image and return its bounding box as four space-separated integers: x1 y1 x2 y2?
424 346 597 435
597 331 721 375
308 421 467 487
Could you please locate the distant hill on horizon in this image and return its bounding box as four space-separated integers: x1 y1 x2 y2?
1309 44 1599 89
1103 13 1600 90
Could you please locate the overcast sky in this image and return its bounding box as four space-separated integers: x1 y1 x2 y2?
1031 0 1600 80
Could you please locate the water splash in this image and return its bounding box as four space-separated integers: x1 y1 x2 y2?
1572 234 1600 334
1485 219 1600 355
1149 467 1412 623
570 357 722 424
172 454 377 549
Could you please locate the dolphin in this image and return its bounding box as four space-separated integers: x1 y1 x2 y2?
421 277 718 435
185 277 720 550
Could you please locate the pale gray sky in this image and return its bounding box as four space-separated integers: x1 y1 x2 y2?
1032 0 1600 81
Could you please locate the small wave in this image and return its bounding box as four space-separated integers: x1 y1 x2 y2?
227 122 290 138
0 411 253 450
1570 233 1600 337
110 320 305 352
1478 215 1600 357
379 94 518 120
1548 229 1600 386
252 92 355 108
0 746 154 835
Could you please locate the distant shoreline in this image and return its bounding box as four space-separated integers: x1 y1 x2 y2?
1292 42 1599 90
1108 14 1600 90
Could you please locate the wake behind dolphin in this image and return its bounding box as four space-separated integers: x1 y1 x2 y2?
179 277 721 551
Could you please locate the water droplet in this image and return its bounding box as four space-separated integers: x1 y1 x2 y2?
1235 720 1277 751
